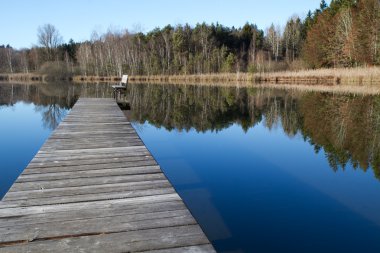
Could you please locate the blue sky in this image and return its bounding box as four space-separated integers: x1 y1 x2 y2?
1 0 330 49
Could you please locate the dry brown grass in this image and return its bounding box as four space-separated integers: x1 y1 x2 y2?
257 66 380 85
128 73 256 84
126 67 380 86
4 67 380 94
259 66 380 77
0 73 45 83
72 75 121 82
126 68 380 94
69 67 380 95
3 71 380 95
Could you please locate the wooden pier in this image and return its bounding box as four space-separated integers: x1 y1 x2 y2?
0 98 215 252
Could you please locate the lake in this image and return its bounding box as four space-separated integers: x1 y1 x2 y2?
1 82 380 253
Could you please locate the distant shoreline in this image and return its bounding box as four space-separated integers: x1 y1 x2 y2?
2 67 380 87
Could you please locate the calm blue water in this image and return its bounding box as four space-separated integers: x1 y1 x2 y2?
0 102 68 197
135 122 380 252
1 82 380 252
0 82 112 197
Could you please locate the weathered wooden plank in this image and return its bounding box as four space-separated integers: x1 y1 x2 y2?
0 98 215 252
27 155 153 169
29 154 154 167
18 165 160 181
34 146 148 157
0 200 186 229
1 187 176 208
17 163 159 179
40 142 145 150
142 245 216 253
59 122 132 125
36 146 146 154
51 133 137 138
0 194 182 217
31 152 150 163
3 180 170 201
40 141 144 150
43 140 143 146
0 209 196 243
54 125 134 129
8 173 166 192
0 225 209 253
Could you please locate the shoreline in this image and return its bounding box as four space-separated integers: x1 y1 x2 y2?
1 67 380 94
72 73 337 85
72 67 380 86
1 67 379 85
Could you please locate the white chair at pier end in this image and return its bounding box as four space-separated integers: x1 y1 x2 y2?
112 74 128 99
112 74 128 89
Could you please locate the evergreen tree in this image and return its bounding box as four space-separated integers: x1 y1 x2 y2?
320 0 328 10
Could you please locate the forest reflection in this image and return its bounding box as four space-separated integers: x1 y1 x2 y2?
0 82 114 130
1 82 379 180
126 83 380 180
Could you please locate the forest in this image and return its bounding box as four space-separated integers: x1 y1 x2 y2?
0 0 379 77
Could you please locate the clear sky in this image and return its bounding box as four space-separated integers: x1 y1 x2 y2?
1 0 330 49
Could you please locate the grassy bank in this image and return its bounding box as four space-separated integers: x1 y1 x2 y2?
127 73 337 85
72 67 380 86
0 73 74 83
258 67 380 85
3 67 380 87
72 76 122 83
0 73 45 82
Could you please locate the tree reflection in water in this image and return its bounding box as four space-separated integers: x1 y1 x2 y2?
0 82 114 130
1 82 379 180
34 103 67 129
124 83 380 180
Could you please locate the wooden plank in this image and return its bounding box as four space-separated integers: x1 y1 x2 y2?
3 180 171 201
16 169 162 186
24 159 157 172
0 209 196 243
8 173 167 192
0 200 185 228
27 155 153 169
143 245 216 253
0 187 176 208
0 194 182 217
0 225 210 253
0 98 215 252
36 146 147 154
34 146 149 158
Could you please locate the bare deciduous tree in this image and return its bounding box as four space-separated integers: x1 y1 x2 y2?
284 16 302 62
333 7 354 66
5 46 13 73
266 24 281 62
37 24 63 60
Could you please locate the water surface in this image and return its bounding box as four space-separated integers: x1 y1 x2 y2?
126 84 380 253
1 82 380 253
0 82 113 197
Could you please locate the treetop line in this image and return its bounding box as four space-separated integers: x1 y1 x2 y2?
0 0 379 76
